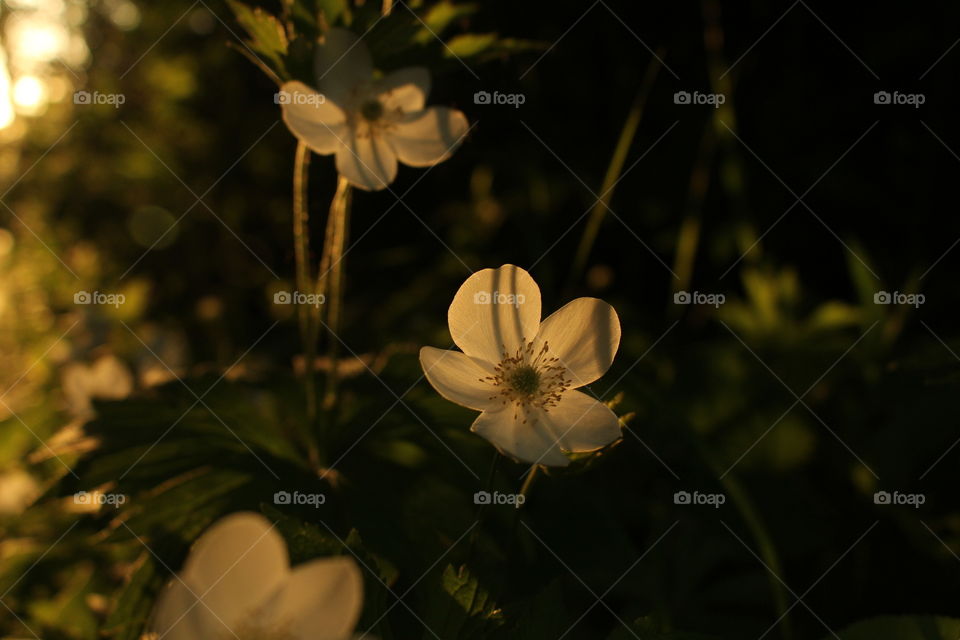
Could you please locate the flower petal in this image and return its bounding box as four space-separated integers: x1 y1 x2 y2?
335 131 398 191
448 264 542 364
279 81 347 155
315 27 373 106
259 557 363 640
150 579 218 640
541 390 622 453
419 346 498 411
534 297 620 388
470 407 570 467
179 512 288 629
387 107 469 168
376 67 430 113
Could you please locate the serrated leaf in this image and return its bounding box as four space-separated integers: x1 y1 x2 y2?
227 0 290 79
414 2 478 44
423 564 503 639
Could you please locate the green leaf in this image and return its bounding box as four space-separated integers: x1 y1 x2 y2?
422 564 503 639
443 34 546 61
829 616 960 640
414 2 479 44
226 1 290 80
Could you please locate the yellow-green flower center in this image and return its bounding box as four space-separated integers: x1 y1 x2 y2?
360 99 384 121
484 341 571 418
507 365 541 398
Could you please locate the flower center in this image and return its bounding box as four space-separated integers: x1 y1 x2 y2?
507 365 541 398
484 341 571 418
360 99 384 121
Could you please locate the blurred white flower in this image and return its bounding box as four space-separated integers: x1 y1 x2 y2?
420 264 622 467
150 512 363 640
61 354 133 417
279 28 469 191
0 468 40 515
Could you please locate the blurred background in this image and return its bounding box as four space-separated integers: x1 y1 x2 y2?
2 0 959 638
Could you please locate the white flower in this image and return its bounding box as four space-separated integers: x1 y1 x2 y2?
150 512 363 640
61 355 133 418
420 264 622 467
279 28 469 191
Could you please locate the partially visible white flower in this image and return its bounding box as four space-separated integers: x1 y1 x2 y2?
61 354 133 417
0 468 40 515
279 28 469 191
150 512 363 640
420 264 622 467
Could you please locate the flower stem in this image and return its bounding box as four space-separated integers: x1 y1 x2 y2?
516 464 540 509
316 176 351 410
292 141 320 469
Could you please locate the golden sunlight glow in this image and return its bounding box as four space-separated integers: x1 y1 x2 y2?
6 15 70 64
12 75 47 114
0 52 13 130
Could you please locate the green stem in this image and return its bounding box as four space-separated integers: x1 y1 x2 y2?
568 50 663 287
516 464 540 509
292 142 320 469
317 176 351 410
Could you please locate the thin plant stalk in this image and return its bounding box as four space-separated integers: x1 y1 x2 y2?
292 141 320 469
568 50 664 287
316 176 351 409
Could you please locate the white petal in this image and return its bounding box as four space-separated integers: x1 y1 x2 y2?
259 557 363 640
541 390 622 453
387 107 469 168
150 579 220 640
280 81 347 155
376 67 430 113
470 408 570 467
179 512 288 629
448 264 542 364
335 131 398 191
419 346 498 411
534 297 620 388
316 28 373 106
